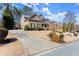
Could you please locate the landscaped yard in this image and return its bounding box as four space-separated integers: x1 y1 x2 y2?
6 30 79 56
24 30 79 43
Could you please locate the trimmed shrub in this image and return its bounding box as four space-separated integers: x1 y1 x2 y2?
24 25 29 31
73 32 78 36
0 28 8 42
49 32 60 43
38 28 44 30
49 32 64 43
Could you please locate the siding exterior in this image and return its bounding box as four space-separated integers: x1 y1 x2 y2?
21 15 48 30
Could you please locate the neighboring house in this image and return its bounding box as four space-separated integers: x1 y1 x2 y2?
14 22 21 29
48 21 63 32
14 15 21 29
21 14 49 30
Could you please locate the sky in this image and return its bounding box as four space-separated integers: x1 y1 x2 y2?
1 3 79 24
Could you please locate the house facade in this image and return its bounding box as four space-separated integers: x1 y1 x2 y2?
21 14 49 30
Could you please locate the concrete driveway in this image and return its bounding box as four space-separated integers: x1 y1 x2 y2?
9 30 61 56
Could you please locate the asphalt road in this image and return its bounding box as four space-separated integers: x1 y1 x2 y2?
41 40 79 56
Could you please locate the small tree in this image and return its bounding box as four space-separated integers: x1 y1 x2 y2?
2 4 14 30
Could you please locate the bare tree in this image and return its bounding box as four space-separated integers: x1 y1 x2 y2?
63 12 76 32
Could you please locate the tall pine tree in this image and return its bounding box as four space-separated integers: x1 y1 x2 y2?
2 4 14 30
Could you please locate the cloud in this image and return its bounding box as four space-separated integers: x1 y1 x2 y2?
22 3 51 14
32 5 42 12
31 3 39 5
44 3 50 6
74 3 79 6
42 7 49 12
45 12 67 22
0 11 2 13
41 6 67 22
22 3 67 23
42 7 53 16
22 3 79 24
22 3 41 12
74 13 79 24
58 12 67 16
22 3 40 7
12 4 16 7
22 3 32 7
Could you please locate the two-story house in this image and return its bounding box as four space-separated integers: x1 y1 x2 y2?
21 14 49 30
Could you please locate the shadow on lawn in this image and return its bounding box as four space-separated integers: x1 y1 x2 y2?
59 40 66 44
0 38 17 46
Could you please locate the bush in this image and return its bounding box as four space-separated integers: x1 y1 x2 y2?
60 32 64 41
31 28 36 30
49 32 60 43
63 27 68 32
38 28 44 30
0 28 8 42
49 32 64 43
24 25 44 31
24 25 29 31
76 31 79 33
73 33 78 36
